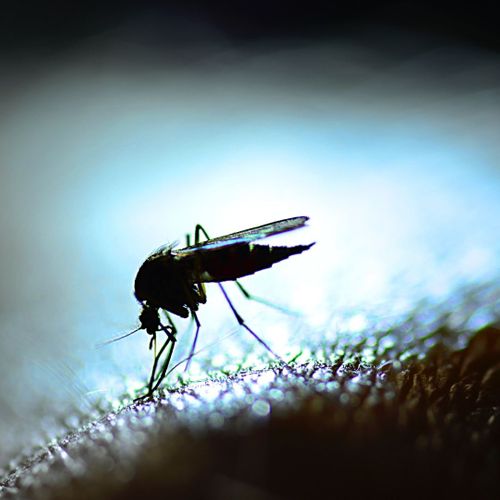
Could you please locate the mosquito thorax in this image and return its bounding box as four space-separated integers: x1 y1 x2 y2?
134 254 192 318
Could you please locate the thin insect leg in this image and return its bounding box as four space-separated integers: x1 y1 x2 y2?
217 283 290 367
162 311 178 338
234 280 300 316
153 313 179 384
146 336 173 396
141 316 178 398
194 224 210 244
148 333 156 351
165 327 240 377
184 310 201 372
149 337 177 394
198 281 207 303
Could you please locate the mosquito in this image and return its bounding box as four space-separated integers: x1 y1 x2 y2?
127 215 314 400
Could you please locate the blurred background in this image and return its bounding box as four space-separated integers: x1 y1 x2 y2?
1 1 500 467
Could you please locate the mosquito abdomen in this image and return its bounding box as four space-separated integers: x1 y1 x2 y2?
199 243 315 282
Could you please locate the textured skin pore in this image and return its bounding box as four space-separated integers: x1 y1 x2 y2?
2 321 499 499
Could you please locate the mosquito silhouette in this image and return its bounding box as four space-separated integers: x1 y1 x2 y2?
125 215 314 400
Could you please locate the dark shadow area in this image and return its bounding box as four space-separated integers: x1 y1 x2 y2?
2 1 500 51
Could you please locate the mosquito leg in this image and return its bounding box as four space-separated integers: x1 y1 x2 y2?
217 283 291 367
149 336 177 394
134 336 172 401
184 310 201 372
162 311 178 339
234 280 299 316
146 336 172 394
152 313 179 383
194 224 211 244
198 281 207 303
137 316 178 400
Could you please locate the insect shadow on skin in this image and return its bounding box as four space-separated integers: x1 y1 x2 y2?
120 216 315 401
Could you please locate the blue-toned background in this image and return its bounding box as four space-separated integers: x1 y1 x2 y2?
1 22 500 465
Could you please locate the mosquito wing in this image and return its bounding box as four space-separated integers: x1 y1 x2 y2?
174 216 310 255
204 216 309 245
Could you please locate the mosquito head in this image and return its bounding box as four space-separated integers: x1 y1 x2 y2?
138 304 161 335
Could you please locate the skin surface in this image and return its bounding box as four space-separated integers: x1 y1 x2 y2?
2 314 499 499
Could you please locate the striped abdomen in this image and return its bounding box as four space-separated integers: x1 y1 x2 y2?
194 243 315 283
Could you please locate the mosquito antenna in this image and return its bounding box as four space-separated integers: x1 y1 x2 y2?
96 326 142 349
